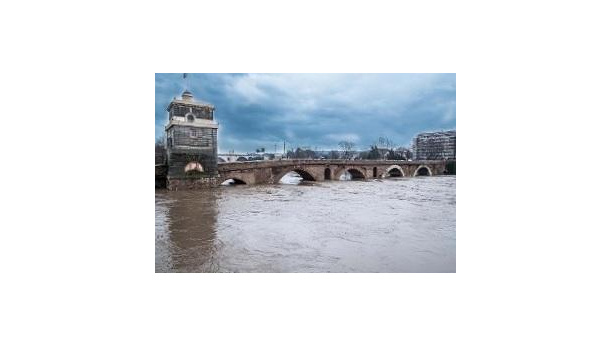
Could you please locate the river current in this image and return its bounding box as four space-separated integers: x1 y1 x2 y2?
155 175 456 272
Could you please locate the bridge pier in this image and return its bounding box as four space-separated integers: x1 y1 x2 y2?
167 177 219 191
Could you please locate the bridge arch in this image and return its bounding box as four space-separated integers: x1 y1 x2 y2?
383 165 405 178
274 167 317 184
324 168 331 180
236 156 248 162
220 178 247 185
217 157 226 163
335 167 366 180
414 165 432 177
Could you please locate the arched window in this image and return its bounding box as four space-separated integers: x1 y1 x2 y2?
184 162 203 173
186 114 195 122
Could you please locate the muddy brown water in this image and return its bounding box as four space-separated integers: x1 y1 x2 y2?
155 175 456 272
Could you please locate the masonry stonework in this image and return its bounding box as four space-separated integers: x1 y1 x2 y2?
216 160 449 185
164 90 219 190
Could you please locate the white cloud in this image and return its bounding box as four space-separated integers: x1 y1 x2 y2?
324 133 360 142
156 73 455 151
225 73 455 118
229 75 268 102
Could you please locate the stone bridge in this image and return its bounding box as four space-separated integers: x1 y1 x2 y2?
217 159 450 185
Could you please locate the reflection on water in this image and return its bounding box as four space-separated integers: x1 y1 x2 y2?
155 190 220 272
156 176 456 273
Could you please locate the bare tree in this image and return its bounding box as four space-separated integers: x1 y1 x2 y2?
155 136 166 164
338 141 355 159
378 136 394 150
155 136 164 148
396 146 413 160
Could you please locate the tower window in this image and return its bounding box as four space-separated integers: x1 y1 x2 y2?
184 162 203 173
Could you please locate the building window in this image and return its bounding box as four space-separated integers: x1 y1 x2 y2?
187 114 194 122
190 128 198 138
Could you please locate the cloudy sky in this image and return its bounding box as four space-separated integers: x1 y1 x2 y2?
155 73 455 153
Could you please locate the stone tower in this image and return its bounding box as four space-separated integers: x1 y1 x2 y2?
165 89 219 190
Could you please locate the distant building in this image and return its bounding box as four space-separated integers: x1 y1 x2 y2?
413 130 456 160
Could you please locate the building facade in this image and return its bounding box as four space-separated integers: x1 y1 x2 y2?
165 90 219 190
413 130 456 160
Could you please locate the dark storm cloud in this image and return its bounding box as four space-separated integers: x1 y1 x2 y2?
155 73 456 152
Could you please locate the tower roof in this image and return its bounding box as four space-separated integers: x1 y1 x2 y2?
182 90 193 100
166 90 215 111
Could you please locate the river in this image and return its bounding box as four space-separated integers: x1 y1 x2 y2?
155 174 456 273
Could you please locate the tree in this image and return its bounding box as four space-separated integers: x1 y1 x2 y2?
303 149 316 159
155 137 166 164
386 149 405 160
445 160 456 175
396 146 413 160
287 147 316 159
378 136 395 151
367 145 381 160
338 141 355 159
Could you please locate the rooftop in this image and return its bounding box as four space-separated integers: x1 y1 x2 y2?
166 90 215 111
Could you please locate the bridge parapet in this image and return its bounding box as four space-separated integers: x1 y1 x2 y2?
217 159 447 171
